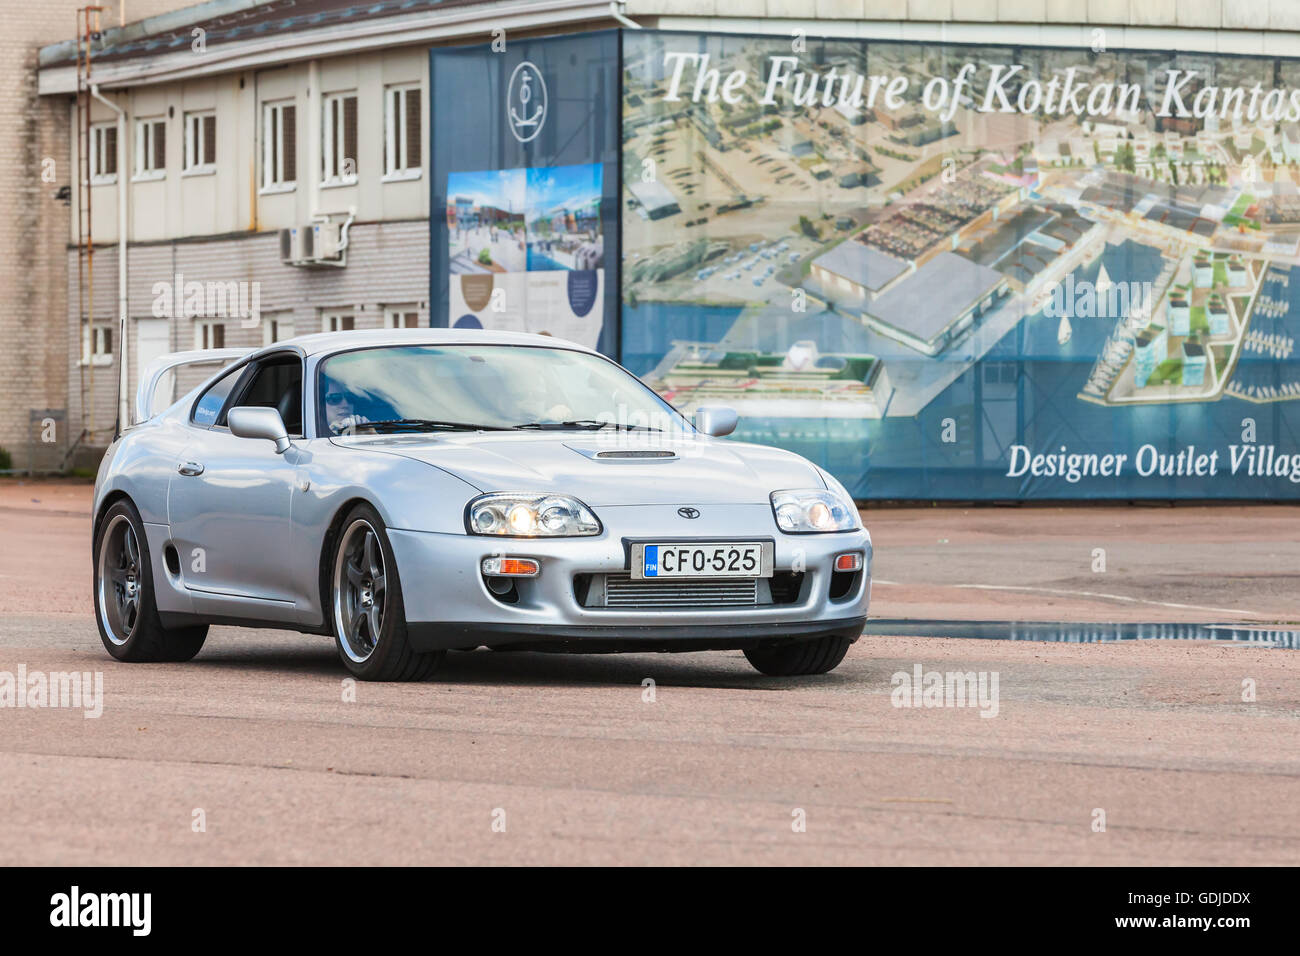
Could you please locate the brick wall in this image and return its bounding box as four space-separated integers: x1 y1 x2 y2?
0 0 196 471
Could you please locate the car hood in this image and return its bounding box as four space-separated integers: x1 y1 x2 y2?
332 431 824 505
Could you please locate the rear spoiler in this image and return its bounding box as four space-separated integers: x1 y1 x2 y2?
133 348 254 426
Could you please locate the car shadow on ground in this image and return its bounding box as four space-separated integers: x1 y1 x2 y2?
181 644 349 678
435 647 855 690
187 637 858 690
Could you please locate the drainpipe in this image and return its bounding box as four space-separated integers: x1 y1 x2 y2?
610 1 640 28
91 83 129 436
337 208 354 255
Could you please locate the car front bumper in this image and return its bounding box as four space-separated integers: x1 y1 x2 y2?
387 503 871 652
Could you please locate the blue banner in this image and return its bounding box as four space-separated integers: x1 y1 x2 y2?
430 31 620 355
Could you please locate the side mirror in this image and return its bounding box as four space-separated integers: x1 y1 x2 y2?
694 405 738 438
228 406 292 454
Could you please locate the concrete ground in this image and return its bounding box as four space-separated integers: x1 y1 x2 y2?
1 479 1297 865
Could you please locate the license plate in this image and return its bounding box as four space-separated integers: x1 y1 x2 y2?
633 542 772 579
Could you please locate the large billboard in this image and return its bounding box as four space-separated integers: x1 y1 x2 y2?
431 32 620 353
621 30 1300 498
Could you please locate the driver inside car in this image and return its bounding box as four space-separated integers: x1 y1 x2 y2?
512 368 573 424
323 382 371 435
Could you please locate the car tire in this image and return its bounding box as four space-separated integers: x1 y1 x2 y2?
330 503 444 681
743 634 853 676
93 499 208 662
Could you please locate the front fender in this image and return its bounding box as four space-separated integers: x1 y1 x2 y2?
286 443 483 627
296 442 482 536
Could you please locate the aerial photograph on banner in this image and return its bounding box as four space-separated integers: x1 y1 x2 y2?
621 31 1300 497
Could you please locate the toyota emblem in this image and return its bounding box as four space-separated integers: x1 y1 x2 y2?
677 507 700 519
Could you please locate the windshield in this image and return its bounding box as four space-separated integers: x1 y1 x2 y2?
316 344 692 436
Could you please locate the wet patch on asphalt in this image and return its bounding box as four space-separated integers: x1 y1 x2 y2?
865 619 1300 649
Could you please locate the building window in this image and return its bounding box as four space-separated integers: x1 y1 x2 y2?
383 84 421 180
90 123 118 184
195 320 226 350
261 100 296 192
384 305 421 329
133 118 165 180
323 91 358 186
184 110 216 174
263 313 295 346
321 311 355 333
81 322 113 365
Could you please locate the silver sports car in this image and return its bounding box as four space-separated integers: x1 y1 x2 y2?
93 329 872 680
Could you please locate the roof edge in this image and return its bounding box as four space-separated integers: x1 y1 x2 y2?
40 0 265 68
37 0 619 94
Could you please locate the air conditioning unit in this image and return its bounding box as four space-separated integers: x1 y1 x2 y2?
311 221 343 262
280 221 347 267
279 226 311 264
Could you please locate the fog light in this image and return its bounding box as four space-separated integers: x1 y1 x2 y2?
481 556 540 577
834 552 862 572
485 576 516 597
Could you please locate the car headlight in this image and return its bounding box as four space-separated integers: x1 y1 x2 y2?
467 493 601 537
770 489 858 534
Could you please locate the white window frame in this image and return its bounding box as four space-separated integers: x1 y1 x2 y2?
89 122 118 185
383 83 422 182
133 117 166 181
184 109 216 176
80 322 113 366
321 311 356 333
261 100 296 194
383 304 422 329
194 320 226 351
262 313 295 346
322 91 359 187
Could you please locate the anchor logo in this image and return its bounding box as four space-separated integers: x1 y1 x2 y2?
507 61 547 144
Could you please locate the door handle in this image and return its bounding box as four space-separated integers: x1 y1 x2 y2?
177 461 205 476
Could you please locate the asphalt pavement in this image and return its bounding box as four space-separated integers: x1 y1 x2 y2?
1 481 1296 865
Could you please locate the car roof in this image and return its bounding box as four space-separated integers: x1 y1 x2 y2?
272 327 598 359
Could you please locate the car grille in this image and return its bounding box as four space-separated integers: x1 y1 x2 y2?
600 573 758 609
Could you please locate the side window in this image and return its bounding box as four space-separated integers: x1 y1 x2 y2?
191 366 244 427
224 355 304 435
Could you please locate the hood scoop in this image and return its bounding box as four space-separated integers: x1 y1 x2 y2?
565 444 679 462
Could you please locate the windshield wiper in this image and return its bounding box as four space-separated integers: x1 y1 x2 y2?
515 419 665 432
357 418 516 433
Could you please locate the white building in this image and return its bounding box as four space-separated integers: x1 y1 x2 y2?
35 0 621 459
